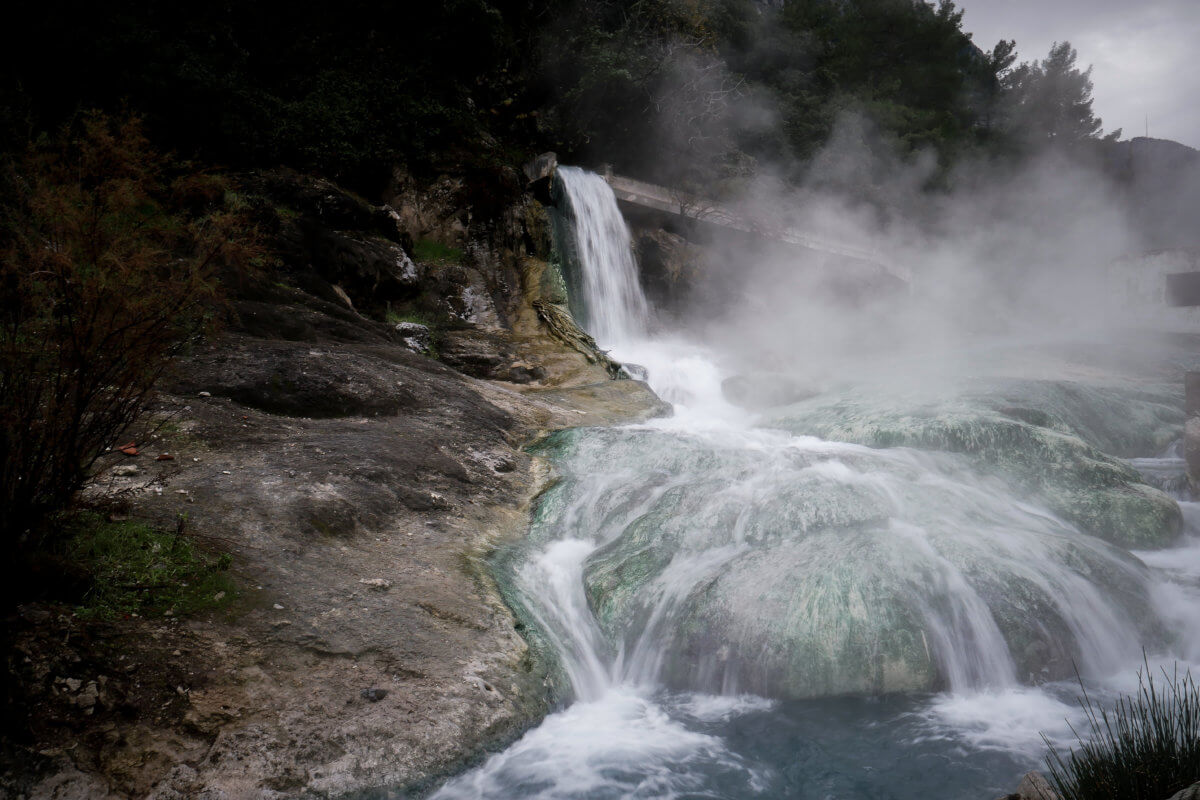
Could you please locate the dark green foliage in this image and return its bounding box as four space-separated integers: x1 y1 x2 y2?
1000 41 1119 149
1045 664 1200 800
2 1 557 191
64 513 236 619
540 0 1025 196
539 0 753 189
412 239 466 265
1 0 1122 201
745 0 1005 176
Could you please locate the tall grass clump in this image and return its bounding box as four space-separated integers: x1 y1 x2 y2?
1045 663 1200 800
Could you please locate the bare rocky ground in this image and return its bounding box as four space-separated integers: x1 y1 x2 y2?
0 170 666 799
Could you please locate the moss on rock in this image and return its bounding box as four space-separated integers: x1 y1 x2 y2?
764 378 1184 549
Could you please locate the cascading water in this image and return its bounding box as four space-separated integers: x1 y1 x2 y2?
433 170 1200 799
552 166 649 348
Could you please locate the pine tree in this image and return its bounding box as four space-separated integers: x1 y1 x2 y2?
1002 41 1120 147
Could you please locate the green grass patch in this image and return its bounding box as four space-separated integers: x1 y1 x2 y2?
65 513 236 619
412 238 463 264
1045 662 1200 800
385 308 437 327
273 203 300 220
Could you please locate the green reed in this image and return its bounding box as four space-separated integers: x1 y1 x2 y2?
1045 661 1200 800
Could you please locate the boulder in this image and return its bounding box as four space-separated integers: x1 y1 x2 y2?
995 771 1057 800
394 322 431 354
523 152 557 185
313 230 419 303
1167 782 1200 800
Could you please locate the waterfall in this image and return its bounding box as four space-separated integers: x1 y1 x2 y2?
552 166 649 347
431 169 1200 800
528 168 1156 701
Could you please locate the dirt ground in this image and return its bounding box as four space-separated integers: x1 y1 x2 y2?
0 271 665 800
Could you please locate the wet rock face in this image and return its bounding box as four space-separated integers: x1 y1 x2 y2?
635 228 701 310
311 229 419 303
522 420 1163 702
419 261 504 329
764 378 1185 549
437 329 547 383
249 168 421 319
254 168 401 239
170 335 501 419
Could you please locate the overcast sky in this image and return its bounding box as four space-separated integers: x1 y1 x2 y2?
955 0 1200 149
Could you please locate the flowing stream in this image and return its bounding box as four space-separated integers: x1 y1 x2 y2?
432 169 1200 799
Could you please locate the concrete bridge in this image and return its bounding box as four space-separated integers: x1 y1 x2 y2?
602 171 909 283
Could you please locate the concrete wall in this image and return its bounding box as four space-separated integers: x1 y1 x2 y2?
1106 249 1200 332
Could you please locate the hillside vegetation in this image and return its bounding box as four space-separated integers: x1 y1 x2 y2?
2 0 1115 196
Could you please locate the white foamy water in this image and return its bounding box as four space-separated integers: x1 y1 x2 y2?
672 692 778 724
432 169 1200 799
917 686 1082 757
433 688 769 800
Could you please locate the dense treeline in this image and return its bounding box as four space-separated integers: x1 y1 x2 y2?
1 0 1115 196
2 0 560 192
0 0 1128 600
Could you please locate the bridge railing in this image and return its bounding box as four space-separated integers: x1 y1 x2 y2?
604 172 906 281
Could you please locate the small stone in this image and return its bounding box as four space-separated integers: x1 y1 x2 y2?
358 578 392 591
64 678 82 692
273 603 284 610
221 470 232 475
213 591 226 602
1013 771 1057 800
112 464 140 477
172 650 182 657
394 322 431 353
198 391 212 397
76 682 99 709
360 687 388 702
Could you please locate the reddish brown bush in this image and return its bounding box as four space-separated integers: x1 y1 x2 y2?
0 113 256 561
